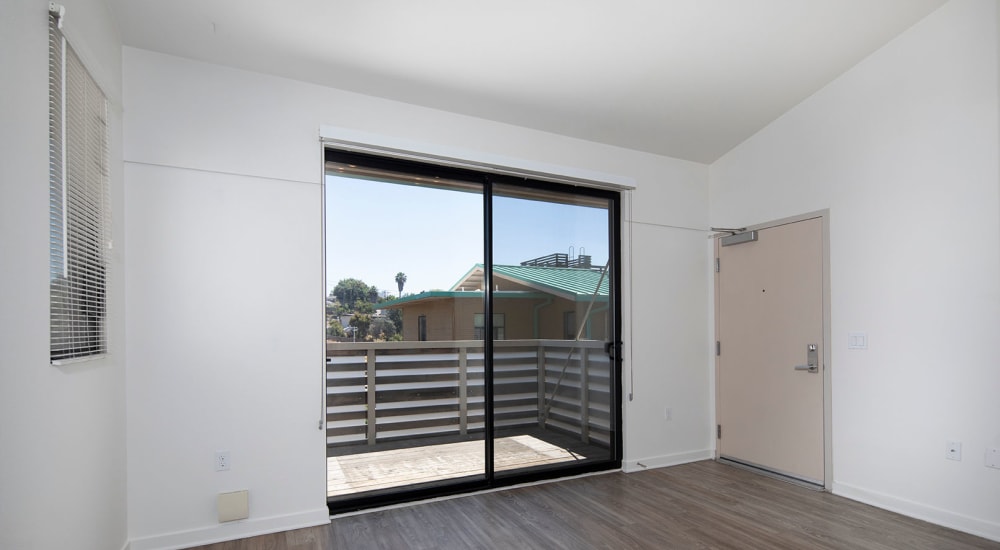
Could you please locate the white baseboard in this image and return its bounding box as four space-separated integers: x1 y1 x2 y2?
128 508 330 550
832 482 1000 543
622 449 714 473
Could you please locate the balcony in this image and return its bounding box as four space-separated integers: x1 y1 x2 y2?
326 339 613 498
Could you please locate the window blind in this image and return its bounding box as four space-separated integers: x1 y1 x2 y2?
48 9 110 363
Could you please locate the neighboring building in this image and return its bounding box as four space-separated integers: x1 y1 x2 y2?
376 258 610 342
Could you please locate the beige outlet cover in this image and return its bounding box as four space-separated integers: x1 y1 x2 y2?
218 490 249 522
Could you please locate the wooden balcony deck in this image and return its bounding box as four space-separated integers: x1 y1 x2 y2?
328 429 606 498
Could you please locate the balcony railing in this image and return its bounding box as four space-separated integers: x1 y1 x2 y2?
519 252 593 269
326 340 612 451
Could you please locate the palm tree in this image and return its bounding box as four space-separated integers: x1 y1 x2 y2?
395 272 407 297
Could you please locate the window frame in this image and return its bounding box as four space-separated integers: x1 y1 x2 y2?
473 312 506 341
48 9 111 364
417 315 427 342
563 311 577 340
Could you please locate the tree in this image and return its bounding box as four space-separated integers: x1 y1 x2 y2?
385 308 403 335
368 316 397 341
395 272 407 297
326 318 346 339
333 278 371 307
350 313 372 340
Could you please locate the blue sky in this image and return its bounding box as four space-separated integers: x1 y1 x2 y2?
325 175 609 297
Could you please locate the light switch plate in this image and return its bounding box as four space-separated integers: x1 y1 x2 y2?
848 332 868 350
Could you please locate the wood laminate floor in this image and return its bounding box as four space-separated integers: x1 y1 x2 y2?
188 460 998 550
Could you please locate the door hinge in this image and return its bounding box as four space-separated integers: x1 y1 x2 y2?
717 424 722 439
716 341 721 356
715 258 720 273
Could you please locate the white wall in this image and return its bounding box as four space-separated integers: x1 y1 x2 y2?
0 1 127 550
122 48 712 546
711 0 1000 541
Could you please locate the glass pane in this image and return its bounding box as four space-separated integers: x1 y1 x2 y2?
325 163 485 504
491 183 617 479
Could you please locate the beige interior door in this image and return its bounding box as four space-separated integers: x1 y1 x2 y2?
716 217 825 484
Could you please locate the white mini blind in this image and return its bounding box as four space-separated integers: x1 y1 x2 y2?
48 10 110 363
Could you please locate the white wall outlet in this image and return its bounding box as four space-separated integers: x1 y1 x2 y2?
664 407 672 421
986 448 1000 469
215 450 231 471
945 441 962 461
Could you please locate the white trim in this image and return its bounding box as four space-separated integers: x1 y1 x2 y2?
622 449 714 473
319 125 636 191
51 353 108 367
832 482 1000 543
127 508 330 550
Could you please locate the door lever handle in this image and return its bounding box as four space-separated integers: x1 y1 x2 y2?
794 344 819 373
604 340 622 360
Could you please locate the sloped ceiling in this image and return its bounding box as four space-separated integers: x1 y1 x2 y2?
108 0 946 163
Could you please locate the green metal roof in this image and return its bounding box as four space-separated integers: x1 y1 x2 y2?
376 264 609 310
492 264 609 298
375 290 548 309
449 264 608 300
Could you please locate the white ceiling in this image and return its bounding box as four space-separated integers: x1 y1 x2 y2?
108 0 946 163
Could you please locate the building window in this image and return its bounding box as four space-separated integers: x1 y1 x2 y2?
473 313 505 340
417 315 427 342
48 9 110 363
563 311 577 340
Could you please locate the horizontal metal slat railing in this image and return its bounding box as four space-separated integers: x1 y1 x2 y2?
326 339 611 450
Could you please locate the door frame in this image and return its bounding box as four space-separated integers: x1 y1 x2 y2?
713 210 832 490
322 147 624 514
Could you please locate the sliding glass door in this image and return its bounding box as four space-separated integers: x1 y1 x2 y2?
491 184 618 480
324 157 487 509
324 150 621 513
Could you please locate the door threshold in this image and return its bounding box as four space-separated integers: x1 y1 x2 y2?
330 466 620 518
717 457 824 491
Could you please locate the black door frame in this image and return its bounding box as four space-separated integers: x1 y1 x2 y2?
323 148 623 514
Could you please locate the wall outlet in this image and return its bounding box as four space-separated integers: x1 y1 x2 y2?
215 450 231 471
664 407 672 421
945 441 962 461
986 448 1000 469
